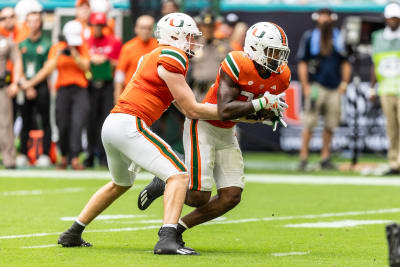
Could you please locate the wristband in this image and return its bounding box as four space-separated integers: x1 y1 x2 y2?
251 97 267 112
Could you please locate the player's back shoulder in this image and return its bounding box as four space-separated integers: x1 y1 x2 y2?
222 51 253 81
158 45 189 73
158 46 188 61
227 51 251 66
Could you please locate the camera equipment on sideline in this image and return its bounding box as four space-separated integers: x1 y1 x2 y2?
58 34 72 56
342 16 385 54
341 16 384 167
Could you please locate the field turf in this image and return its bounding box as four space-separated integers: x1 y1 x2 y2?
0 153 397 267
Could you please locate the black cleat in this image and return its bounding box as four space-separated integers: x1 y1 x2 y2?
387 223 400 267
320 158 337 170
176 232 195 252
176 223 194 252
154 227 198 255
298 160 308 171
57 231 92 247
138 177 165 210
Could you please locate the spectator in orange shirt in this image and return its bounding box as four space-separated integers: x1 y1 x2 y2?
22 20 90 170
0 7 29 43
214 13 247 51
114 15 157 101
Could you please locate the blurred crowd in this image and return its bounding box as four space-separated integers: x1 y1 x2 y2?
0 0 399 175
0 0 248 170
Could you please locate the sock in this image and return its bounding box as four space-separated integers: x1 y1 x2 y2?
67 220 86 235
162 224 178 229
178 219 188 229
177 219 189 235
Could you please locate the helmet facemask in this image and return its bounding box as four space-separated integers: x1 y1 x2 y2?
182 31 203 57
259 46 290 73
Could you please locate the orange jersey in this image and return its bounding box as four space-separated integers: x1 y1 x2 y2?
48 42 90 89
203 51 291 128
116 37 158 86
0 22 30 43
112 45 189 126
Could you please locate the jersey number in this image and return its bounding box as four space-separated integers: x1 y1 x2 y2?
240 91 254 101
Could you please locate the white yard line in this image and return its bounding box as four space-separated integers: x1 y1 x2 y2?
2 208 399 240
0 170 152 180
2 171 400 187
272 251 310 257
206 208 400 225
284 219 391 228
60 214 149 221
21 244 57 249
2 188 84 196
245 175 400 187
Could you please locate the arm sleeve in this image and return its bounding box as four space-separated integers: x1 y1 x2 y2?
47 44 57 60
220 52 240 82
157 48 188 75
79 44 90 60
116 45 128 72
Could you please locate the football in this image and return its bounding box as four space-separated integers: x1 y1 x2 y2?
255 109 276 120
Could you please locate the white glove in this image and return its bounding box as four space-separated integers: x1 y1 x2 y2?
251 92 288 116
263 92 288 116
262 111 287 132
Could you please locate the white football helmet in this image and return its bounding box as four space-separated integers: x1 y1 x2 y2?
244 22 290 74
156 12 202 57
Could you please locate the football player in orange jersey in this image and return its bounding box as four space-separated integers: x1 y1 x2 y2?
138 22 291 247
56 12 222 255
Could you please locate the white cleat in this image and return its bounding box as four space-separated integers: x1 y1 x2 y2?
16 155 29 168
36 155 51 167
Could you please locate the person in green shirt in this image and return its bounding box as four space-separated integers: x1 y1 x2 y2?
16 9 52 167
371 2 400 176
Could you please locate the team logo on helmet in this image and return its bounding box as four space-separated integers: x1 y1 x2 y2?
167 18 184 27
252 28 265 38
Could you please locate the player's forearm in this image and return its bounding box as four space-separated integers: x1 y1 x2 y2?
185 103 219 120
218 101 255 121
27 58 56 88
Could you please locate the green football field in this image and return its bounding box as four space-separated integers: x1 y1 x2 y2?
1 160 399 267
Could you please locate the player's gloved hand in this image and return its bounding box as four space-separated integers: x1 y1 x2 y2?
251 92 288 117
262 112 287 132
263 92 288 116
